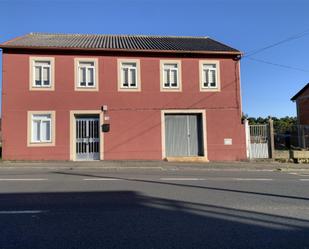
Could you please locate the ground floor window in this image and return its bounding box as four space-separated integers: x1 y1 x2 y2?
28 111 55 146
31 114 52 143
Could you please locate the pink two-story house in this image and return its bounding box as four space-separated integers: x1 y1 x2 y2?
0 33 246 161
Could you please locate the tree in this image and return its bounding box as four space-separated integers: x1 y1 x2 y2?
245 115 297 133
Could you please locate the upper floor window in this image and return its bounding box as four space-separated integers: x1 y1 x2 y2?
74 58 99 91
118 59 141 91
34 61 51 87
29 57 55 91
160 60 182 91
78 62 95 87
163 64 178 88
121 62 137 88
199 60 220 91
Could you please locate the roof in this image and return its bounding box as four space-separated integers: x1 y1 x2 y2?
291 83 309 101
0 33 241 55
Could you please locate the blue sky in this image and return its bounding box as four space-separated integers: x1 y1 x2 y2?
1 0 309 118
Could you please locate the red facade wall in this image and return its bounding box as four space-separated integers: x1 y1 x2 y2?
2 50 246 161
297 87 309 125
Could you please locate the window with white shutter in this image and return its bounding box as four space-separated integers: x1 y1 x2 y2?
202 64 217 88
33 61 51 87
28 111 55 147
78 61 95 87
121 62 137 88
160 60 182 91
74 58 99 91
30 57 55 91
163 64 179 88
199 61 220 91
117 59 141 91
31 114 52 143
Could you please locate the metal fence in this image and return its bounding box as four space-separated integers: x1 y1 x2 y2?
274 125 309 150
248 124 269 159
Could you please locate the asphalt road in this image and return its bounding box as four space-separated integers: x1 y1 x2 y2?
0 166 309 249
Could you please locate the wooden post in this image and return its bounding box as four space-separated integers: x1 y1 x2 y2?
268 118 275 159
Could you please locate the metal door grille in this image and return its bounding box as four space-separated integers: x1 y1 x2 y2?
76 117 100 160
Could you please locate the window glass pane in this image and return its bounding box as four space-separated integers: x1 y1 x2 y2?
33 114 51 120
203 69 217 88
209 70 216 87
35 66 42 86
87 67 94 86
122 62 136 68
164 69 170 87
130 68 136 87
79 67 86 86
36 61 50 66
80 62 94 67
164 63 177 69
43 67 50 86
170 69 178 87
41 120 51 141
203 70 209 87
32 120 40 142
203 64 216 69
122 68 129 87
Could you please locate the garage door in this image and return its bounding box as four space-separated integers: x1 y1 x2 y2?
165 114 204 157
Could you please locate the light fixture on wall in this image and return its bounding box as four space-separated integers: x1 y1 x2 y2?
101 105 108 112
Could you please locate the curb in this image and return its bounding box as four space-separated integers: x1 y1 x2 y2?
0 165 308 172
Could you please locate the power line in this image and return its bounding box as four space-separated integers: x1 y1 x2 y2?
243 28 309 58
246 57 309 73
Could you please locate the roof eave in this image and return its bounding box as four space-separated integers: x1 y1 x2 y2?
0 45 242 56
291 83 309 101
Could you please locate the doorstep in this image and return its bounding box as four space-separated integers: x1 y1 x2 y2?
165 157 209 163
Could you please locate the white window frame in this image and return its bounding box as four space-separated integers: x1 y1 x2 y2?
120 62 138 89
33 61 51 87
74 58 99 91
203 64 217 88
117 59 141 92
163 64 179 89
31 114 52 143
77 61 96 88
199 60 220 92
27 111 56 147
160 60 182 92
29 57 55 91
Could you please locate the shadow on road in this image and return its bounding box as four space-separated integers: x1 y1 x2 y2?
0 190 309 249
52 170 309 201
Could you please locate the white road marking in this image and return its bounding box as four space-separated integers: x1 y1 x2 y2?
299 179 309 181
0 210 45 214
288 172 309 177
160 178 205 181
0 178 48 181
83 178 120 181
232 178 273 181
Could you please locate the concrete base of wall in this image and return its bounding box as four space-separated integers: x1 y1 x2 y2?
274 150 290 160
165 157 209 163
290 150 309 163
274 150 309 163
